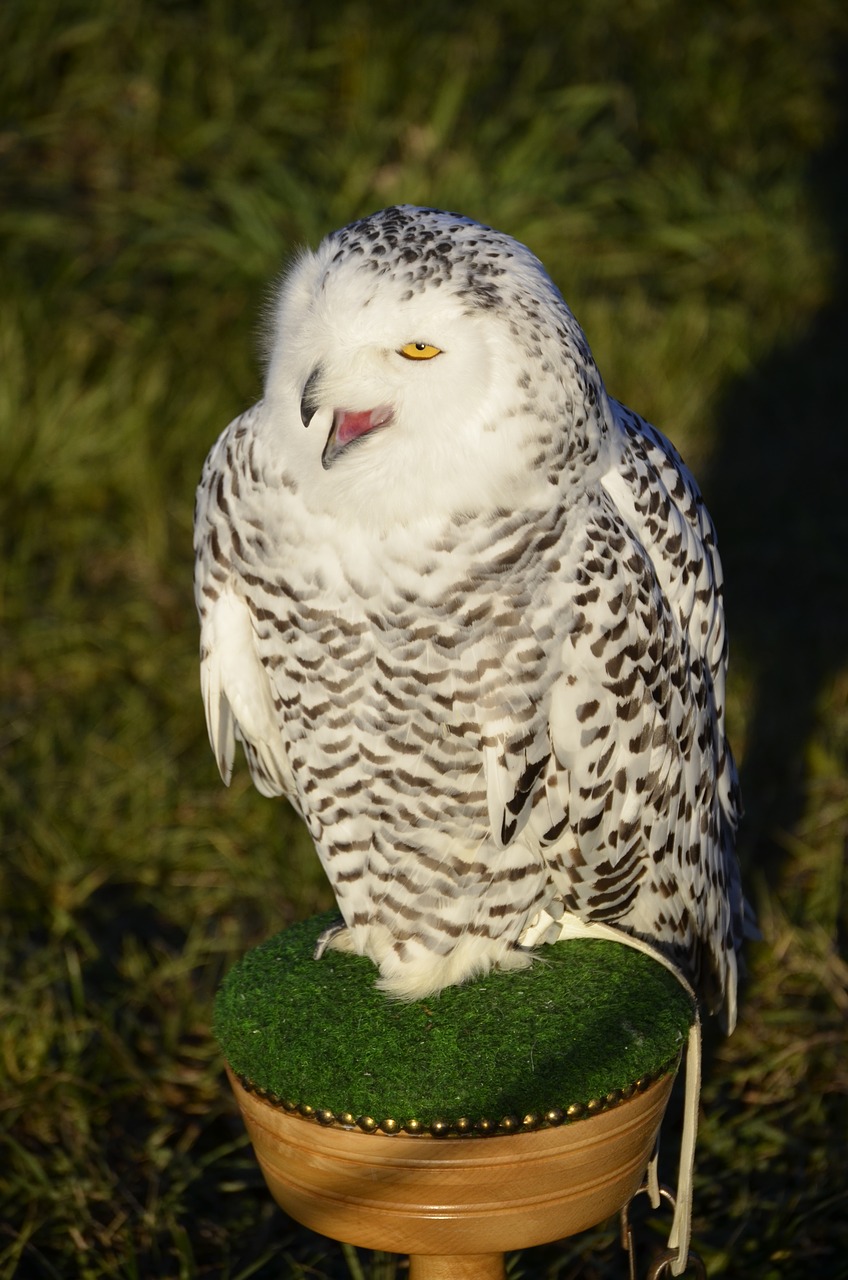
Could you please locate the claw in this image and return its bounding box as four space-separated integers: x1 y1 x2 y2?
313 917 351 960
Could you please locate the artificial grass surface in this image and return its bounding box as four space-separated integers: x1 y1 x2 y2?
214 912 694 1127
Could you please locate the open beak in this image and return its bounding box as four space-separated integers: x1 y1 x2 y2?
321 405 394 470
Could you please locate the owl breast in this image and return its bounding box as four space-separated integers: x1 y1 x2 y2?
235 493 576 997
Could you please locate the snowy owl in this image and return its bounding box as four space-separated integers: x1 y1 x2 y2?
194 205 747 1029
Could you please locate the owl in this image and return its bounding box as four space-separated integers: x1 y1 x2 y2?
194 205 747 1030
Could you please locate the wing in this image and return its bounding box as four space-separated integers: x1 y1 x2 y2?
533 407 744 1027
198 586 293 798
603 400 741 852
194 411 294 801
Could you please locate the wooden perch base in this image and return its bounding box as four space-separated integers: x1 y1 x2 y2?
226 1066 675 1276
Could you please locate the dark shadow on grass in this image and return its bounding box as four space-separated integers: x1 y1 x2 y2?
702 52 848 906
680 43 848 1280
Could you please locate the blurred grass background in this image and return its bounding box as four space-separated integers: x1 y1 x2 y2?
2 1 847 1276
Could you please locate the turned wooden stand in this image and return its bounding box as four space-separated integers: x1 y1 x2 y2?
226 1066 676 1279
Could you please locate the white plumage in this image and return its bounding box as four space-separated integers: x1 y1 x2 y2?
194 205 747 1027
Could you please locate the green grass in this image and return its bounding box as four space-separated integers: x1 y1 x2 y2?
2 1 847 1276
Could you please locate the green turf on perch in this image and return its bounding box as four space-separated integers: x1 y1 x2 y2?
214 911 695 1132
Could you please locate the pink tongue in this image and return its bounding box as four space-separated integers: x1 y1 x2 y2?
334 406 393 446
335 410 374 446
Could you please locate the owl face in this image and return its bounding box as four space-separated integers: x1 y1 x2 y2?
261 207 608 530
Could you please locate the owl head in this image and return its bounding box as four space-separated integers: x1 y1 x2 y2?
262 206 612 529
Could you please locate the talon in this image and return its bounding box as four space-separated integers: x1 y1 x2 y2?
313 917 350 960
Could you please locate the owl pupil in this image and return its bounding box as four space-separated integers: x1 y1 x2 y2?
415 343 426 350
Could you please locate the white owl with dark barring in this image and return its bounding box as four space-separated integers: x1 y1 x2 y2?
195 205 748 1029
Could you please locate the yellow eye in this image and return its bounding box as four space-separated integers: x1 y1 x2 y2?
399 342 442 360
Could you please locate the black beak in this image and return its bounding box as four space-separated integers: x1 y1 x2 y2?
300 365 323 427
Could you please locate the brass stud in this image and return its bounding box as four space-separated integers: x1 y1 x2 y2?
379 1118 400 1134
337 1112 356 1127
298 1103 315 1118
499 1115 519 1132
453 1117 472 1134
636 1074 653 1092
586 1097 604 1114
544 1107 565 1127
522 1113 541 1130
620 1082 636 1100
403 1118 424 1135
316 1109 335 1126
475 1117 496 1135
281 1099 298 1112
605 1089 622 1107
430 1119 451 1137
566 1102 586 1120
357 1115 377 1132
